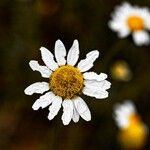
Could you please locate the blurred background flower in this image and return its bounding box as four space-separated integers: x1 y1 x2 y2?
110 60 132 82
113 100 149 150
109 2 150 46
0 0 150 149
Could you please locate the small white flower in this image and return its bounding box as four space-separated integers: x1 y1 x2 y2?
113 100 148 130
113 100 149 149
24 39 111 125
109 2 150 46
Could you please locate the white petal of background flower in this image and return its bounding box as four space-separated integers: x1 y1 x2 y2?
73 97 91 121
114 106 129 120
113 101 136 128
62 100 74 125
109 21 130 38
143 9 150 30
54 40 66 66
133 31 150 46
40 47 58 71
67 39 79 66
83 72 108 81
84 80 111 90
83 86 108 99
118 26 130 38
72 106 80 123
32 92 54 110
115 2 132 13
108 2 132 35
121 101 136 114
48 96 62 120
113 109 127 128
24 82 49 95
29 60 52 78
77 50 99 72
114 116 129 128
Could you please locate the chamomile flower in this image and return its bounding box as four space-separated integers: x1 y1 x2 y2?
109 2 150 46
24 40 111 125
114 101 148 149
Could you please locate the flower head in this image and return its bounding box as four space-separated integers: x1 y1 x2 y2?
109 2 150 46
111 60 132 82
113 101 148 149
24 40 111 125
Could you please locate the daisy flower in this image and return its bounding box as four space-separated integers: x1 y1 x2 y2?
24 39 111 125
109 2 150 46
114 101 148 149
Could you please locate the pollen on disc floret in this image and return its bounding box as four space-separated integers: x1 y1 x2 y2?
49 65 84 99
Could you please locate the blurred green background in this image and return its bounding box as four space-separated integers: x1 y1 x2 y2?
0 0 150 149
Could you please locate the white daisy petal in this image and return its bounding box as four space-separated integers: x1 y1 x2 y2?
24 82 49 95
132 31 150 46
61 100 74 125
48 96 62 120
54 40 66 66
40 47 58 71
67 39 79 66
77 50 99 72
83 72 108 81
83 86 108 99
73 97 91 121
29 60 52 78
32 92 54 110
84 80 111 90
72 106 80 123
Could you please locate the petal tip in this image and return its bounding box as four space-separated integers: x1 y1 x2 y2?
40 47 46 51
32 105 39 111
29 60 36 63
83 115 91 122
74 39 79 44
29 60 37 70
95 50 100 56
56 39 61 41
47 115 52 120
87 118 91 122
62 121 70 126
56 39 63 44
24 88 31 95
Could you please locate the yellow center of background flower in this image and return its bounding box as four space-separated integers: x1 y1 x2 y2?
127 16 144 31
49 65 84 99
111 61 132 81
118 113 147 149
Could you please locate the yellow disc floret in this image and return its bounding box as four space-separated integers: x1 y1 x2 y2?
127 16 144 31
49 65 84 99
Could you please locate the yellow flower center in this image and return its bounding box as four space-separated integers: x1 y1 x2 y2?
111 61 132 81
118 114 147 149
49 65 84 99
129 113 140 126
127 16 144 31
